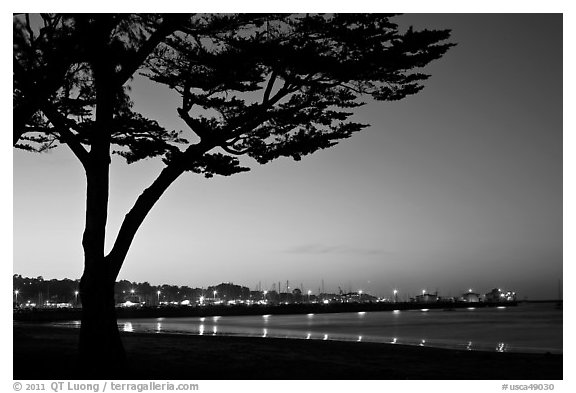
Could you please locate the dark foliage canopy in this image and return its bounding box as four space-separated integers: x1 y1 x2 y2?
14 13 454 178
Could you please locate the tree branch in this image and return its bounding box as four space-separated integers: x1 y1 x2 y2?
24 14 35 43
262 69 278 104
177 107 211 139
221 144 251 156
13 56 70 145
221 81 293 142
14 57 91 167
115 15 182 86
40 103 90 168
106 142 213 278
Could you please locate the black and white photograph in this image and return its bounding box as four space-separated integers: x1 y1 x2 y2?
10 4 568 388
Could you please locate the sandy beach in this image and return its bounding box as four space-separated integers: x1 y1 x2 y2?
13 324 562 380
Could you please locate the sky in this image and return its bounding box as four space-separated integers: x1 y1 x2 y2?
12 14 563 300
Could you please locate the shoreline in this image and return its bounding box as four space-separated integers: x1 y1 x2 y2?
38 321 563 355
13 324 562 380
14 300 521 322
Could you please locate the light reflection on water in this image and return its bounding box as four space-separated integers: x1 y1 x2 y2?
54 303 561 354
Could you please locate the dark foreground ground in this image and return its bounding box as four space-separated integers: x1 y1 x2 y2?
13 325 562 380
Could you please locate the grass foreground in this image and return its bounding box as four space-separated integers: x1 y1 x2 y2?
13 324 562 380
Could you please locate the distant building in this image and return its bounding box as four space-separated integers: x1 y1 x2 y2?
292 288 303 303
117 300 141 308
485 288 516 302
415 293 439 303
278 292 293 304
461 292 481 303
340 292 377 303
265 290 280 304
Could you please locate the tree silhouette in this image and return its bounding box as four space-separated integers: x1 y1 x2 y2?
13 13 454 376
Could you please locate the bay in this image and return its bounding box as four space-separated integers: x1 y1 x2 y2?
98 303 563 354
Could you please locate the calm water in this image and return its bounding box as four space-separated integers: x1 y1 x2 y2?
60 303 563 354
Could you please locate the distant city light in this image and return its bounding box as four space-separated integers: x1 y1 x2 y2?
12 276 519 312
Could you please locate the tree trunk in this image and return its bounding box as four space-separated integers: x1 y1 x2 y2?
77 40 118 377
78 261 125 378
